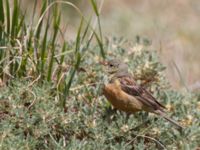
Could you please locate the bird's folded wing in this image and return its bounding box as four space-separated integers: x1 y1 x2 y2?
119 76 166 110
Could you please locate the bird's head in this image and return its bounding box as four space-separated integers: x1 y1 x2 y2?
103 59 129 77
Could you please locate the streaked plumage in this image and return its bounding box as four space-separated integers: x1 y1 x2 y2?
103 59 183 130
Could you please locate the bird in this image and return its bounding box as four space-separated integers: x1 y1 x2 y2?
102 59 183 130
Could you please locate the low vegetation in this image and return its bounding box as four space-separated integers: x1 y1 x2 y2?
0 0 199 149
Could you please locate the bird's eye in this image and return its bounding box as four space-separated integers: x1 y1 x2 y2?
109 64 114 67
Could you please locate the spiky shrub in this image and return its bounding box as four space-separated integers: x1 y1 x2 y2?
0 36 200 149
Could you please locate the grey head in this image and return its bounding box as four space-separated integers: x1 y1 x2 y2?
106 59 129 77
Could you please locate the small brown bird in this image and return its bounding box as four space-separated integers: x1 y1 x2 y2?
102 59 183 130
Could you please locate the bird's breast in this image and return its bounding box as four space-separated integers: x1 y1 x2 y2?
103 82 143 113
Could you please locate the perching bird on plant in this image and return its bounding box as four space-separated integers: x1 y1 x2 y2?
102 59 183 130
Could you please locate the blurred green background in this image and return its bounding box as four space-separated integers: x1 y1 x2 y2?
20 0 200 89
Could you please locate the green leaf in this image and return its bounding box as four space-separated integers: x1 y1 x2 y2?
40 18 49 77
90 0 99 16
94 32 105 58
75 17 84 53
11 0 19 39
35 0 47 39
5 0 10 34
0 0 4 41
47 5 61 81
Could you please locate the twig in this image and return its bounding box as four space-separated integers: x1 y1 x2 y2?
27 90 37 110
138 135 166 149
172 60 189 92
126 133 166 149
28 74 41 87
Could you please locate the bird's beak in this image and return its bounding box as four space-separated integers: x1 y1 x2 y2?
100 60 117 75
100 60 111 75
99 60 108 66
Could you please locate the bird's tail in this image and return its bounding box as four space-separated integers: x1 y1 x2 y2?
155 110 184 131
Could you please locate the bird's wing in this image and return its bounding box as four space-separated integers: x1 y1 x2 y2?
118 76 166 110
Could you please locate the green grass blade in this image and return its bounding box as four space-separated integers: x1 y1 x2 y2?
34 1 83 37
40 20 49 78
47 6 61 81
11 0 19 39
90 0 99 16
27 29 33 52
94 32 105 58
62 52 81 108
0 0 4 23
30 0 37 26
75 17 83 53
9 0 19 75
0 0 4 78
5 0 10 35
89 0 104 56
52 7 61 43
81 17 91 42
97 17 103 41
56 42 66 83
16 13 25 36
59 43 67 65
35 0 47 39
0 0 4 41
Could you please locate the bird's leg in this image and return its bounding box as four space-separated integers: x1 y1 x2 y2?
103 106 118 123
125 112 131 123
